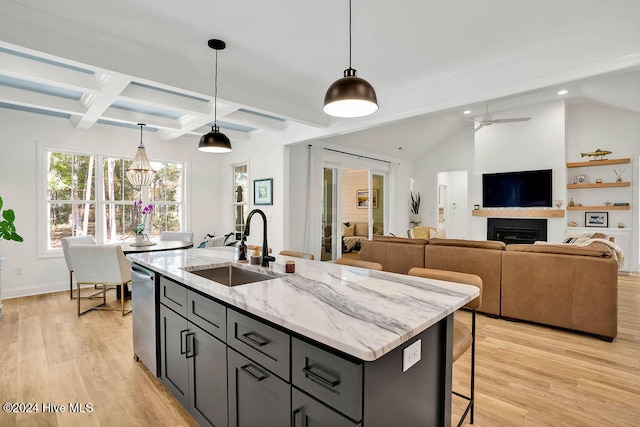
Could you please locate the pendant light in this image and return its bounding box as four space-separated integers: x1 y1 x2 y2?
324 0 378 118
199 39 232 153
126 123 157 187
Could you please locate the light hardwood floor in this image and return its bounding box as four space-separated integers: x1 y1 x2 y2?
0 275 638 426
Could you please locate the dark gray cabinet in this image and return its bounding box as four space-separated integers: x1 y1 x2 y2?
292 389 360 427
228 348 290 427
160 289 227 427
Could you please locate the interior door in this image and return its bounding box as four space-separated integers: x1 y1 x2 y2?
322 166 339 261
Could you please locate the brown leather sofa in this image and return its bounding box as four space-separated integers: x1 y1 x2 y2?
360 236 619 340
501 242 618 340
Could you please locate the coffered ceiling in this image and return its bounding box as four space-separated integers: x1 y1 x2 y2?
1 0 639 158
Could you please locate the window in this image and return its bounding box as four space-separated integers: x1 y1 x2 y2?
47 151 96 249
233 163 248 235
44 148 185 251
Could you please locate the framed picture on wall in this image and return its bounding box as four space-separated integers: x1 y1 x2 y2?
585 211 608 228
356 189 378 208
254 178 273 205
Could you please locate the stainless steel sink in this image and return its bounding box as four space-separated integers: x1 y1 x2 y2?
188 265 276 287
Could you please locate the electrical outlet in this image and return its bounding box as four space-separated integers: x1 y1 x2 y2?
14 267 23 275
402 339 421 372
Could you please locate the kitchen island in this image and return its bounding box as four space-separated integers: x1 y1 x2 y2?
128 247 478 427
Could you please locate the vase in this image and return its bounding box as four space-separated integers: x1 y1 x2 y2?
135 234 144 245
410 213 421 224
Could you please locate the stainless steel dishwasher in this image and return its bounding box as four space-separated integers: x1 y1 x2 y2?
131 263 158 376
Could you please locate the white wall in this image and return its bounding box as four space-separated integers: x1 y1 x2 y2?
471 101 566 240
0 108 222 298
411 128 475 232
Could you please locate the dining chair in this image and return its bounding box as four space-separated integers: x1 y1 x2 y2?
159 231 194 244
279 250 315 260
61 235 97 299
69 244 132 316
408 267 482 426
335 257 383 271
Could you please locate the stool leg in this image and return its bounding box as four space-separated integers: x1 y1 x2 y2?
470 310 476 424
69 272 73 299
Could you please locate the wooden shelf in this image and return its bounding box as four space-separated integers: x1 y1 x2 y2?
567 182 630 189
472 209 565 218
566 158 630 168
566 205 630 211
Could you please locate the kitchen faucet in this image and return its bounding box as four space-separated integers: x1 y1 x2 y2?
244 209 276 267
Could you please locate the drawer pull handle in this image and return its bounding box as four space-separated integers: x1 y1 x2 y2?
302 366 340 388
240 364 268 382
292 408 303 427
185 333 195 359
240 331 270 347
180 329 189 355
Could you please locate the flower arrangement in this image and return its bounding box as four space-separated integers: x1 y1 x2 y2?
132 200 154 236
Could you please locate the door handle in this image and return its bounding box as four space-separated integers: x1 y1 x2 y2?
302 366 340 388
180 329 189 355
239 331 270 347
185 332 195 359
240 363 268 382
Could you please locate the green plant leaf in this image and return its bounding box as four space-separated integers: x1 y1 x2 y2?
10 232 23 242
3 209 15 222
0 196 3 211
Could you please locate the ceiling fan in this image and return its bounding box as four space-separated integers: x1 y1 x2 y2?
472 104 531 133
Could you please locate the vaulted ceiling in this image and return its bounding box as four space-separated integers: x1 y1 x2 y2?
1 0 639 158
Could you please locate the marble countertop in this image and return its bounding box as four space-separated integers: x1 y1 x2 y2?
128 248 478 361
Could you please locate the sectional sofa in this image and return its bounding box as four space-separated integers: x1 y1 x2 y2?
360 235 619 340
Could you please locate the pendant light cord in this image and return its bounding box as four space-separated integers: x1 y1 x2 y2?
348 0 352 68
214 49 218 127
139 123 144 147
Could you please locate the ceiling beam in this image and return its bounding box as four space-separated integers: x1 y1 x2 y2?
72 74 131 129
0 85 85 115
222 109 287 132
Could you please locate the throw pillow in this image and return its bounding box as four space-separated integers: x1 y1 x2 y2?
343 224 355 237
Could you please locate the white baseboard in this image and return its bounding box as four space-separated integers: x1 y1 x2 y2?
2 282 67 299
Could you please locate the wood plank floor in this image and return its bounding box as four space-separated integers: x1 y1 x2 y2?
0 274 638 426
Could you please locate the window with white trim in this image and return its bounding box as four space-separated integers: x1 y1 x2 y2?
45 148 185 250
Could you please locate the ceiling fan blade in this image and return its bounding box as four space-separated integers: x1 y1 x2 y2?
473 123 486 133
493 117 531 123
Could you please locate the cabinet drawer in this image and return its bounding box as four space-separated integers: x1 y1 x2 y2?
227 309 290 381
159 276 187 317
293 388 361 427
187 291 226 342
292 338 363 421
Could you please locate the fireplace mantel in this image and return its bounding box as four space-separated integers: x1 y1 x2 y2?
472 209 565 218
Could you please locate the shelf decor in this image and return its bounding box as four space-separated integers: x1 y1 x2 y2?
585 211 608 228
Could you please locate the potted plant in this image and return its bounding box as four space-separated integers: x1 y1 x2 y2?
132 200 154 245
410 191 421 224
0 196 23 320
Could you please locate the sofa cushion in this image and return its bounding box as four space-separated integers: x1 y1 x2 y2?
354 222 369 237
428 238 505 251
506 242 612 257
372 235 428 245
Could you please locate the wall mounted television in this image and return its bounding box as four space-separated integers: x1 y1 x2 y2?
482 169 552 208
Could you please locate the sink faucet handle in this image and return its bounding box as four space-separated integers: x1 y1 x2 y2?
262 255 276 267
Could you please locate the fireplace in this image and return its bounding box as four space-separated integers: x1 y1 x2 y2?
487 218 547 244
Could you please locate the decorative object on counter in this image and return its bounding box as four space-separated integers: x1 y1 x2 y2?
618 223 625 228
126 123 157 187
595 178 603 184
199 39 232 153
569 221 578 227
132 200 154 245
323 0 378 118
285 260 295 273
568 197 575 207
237 236 248 262
604 200 612 206
580 148 611 160
0 196 23 320
585 211 608 228
554 200 563 209
253 178 273 205
250 245 261 265
613 167 625 183
577 174 587 184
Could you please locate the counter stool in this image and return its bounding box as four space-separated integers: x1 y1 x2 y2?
279 250 314 260
408 267 483 426
335 257 383 271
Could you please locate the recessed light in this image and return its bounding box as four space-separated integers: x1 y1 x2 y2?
463 110 471 115
557 90 568 95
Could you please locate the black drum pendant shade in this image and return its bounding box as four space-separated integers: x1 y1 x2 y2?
323 0 378 118
199 39 231 153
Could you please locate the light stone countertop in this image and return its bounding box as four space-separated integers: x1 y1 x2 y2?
128 247 478 361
